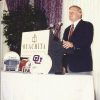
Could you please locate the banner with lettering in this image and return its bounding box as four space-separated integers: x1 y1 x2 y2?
21 30 50 58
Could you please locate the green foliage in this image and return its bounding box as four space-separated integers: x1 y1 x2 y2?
2 5 48 55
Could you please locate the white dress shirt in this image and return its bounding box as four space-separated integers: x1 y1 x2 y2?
72 19 81 29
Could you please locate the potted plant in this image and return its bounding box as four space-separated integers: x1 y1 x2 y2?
2 4 48 55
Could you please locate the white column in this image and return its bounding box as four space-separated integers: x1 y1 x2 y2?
0 0 9 69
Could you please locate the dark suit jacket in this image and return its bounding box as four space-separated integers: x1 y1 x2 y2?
63 19 94 72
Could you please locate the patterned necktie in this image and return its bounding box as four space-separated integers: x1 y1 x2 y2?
68 24 74 40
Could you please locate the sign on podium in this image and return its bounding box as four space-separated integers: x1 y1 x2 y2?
21 30 50 58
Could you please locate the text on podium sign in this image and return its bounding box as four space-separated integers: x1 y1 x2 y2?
21 30 50 58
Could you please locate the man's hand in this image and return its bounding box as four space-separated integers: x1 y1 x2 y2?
63 40 74 49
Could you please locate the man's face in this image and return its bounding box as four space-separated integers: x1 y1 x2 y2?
69 7 81 22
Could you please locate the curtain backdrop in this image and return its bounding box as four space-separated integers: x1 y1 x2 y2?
5 0 63 37
34 0 63 26
5 0 63 25
6 0 29 11
34 0 63 38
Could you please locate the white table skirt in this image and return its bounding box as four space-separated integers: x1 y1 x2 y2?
1 71 94 100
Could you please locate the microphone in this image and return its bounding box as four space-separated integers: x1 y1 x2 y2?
48 24 54 30
48 22 63 41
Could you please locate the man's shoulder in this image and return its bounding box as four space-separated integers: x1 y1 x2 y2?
81 20 93 27
64 25 70 31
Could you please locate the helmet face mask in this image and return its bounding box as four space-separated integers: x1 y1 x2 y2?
3 51 20 71
4 60 19 71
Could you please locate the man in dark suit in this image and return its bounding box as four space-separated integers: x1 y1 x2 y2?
62 5 94 74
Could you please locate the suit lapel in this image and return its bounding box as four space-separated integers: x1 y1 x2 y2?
70 19 83 40
65 19 83 41
73 19 83 34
